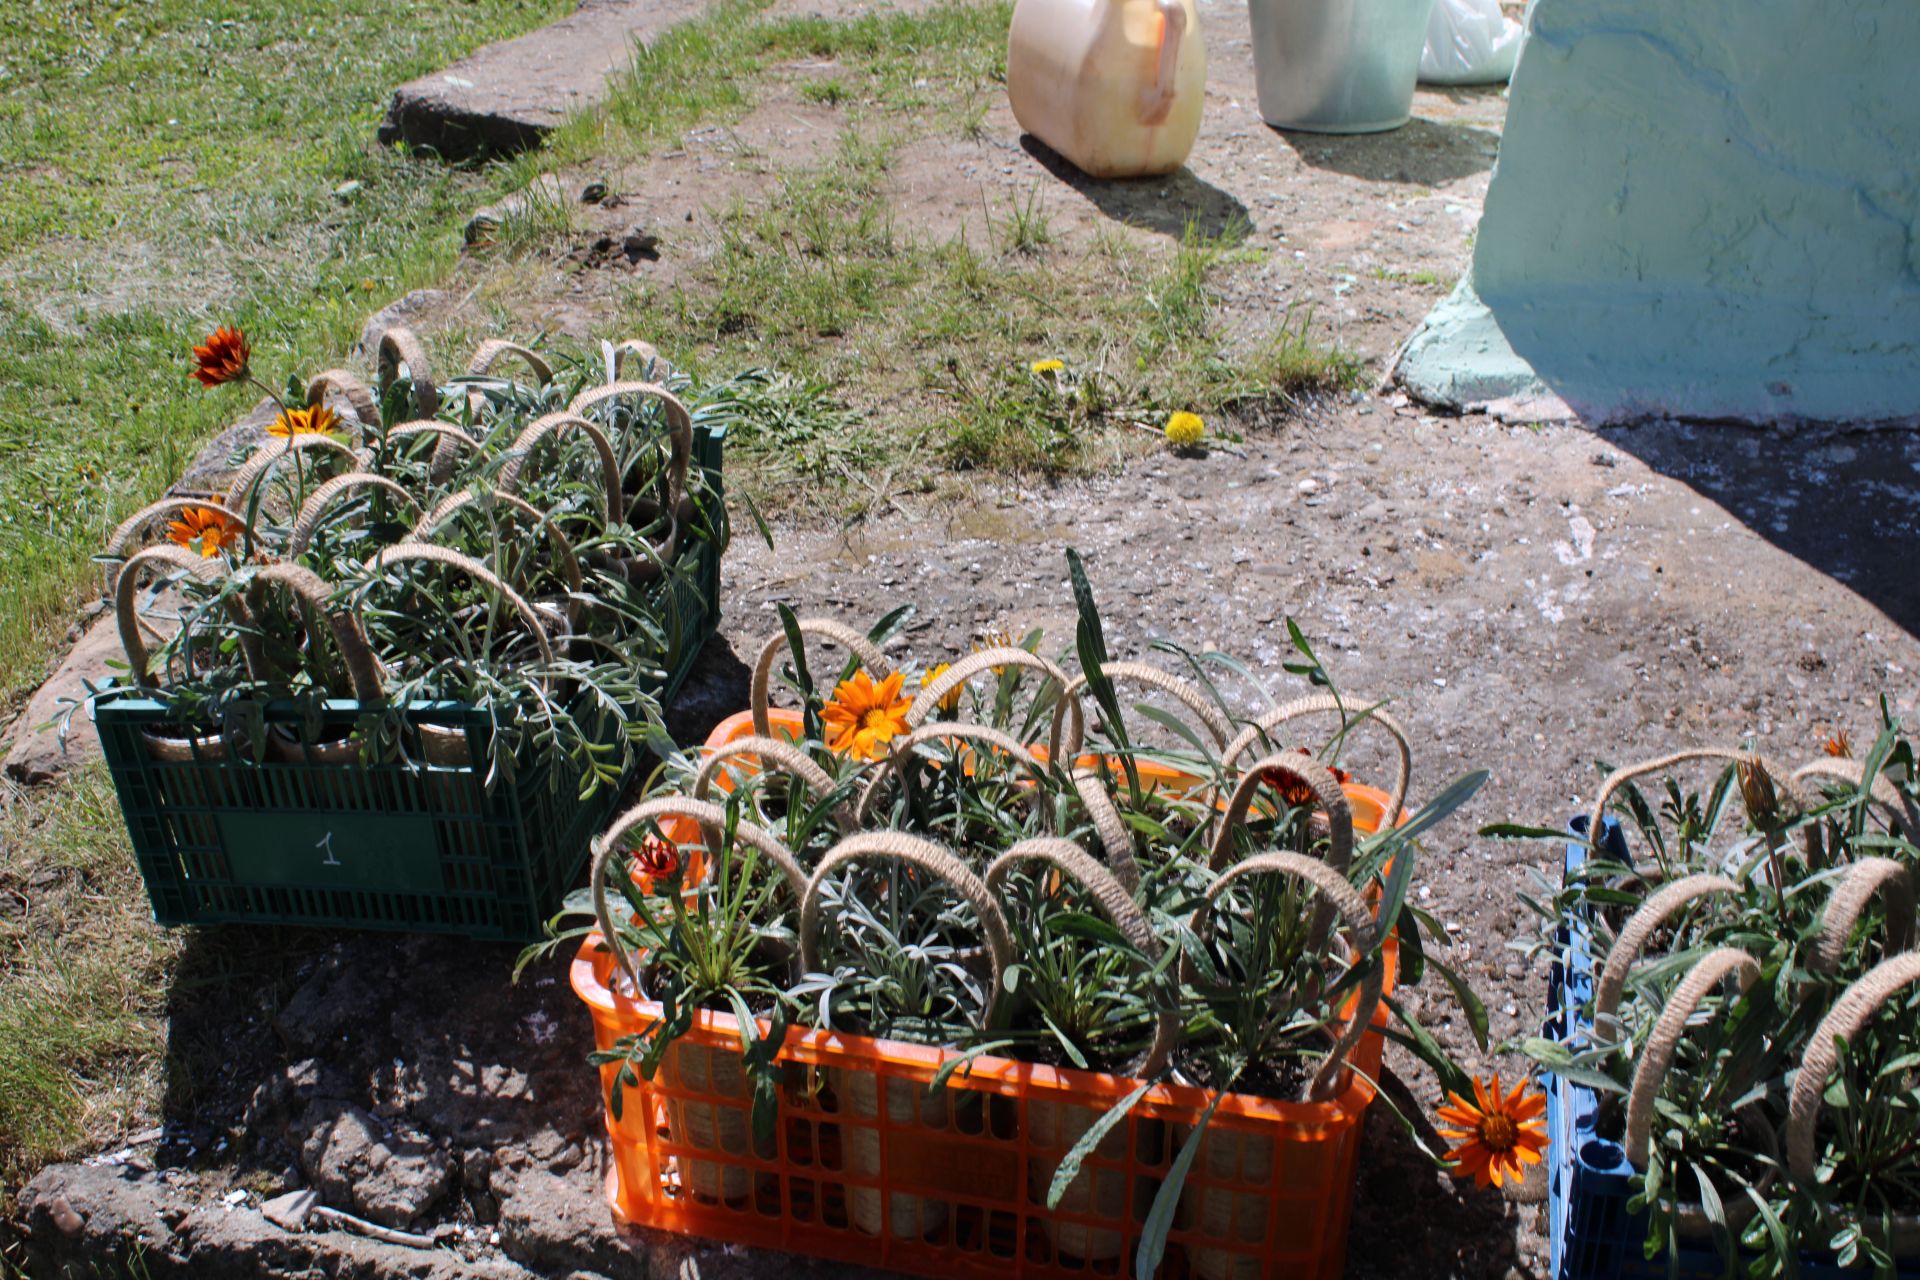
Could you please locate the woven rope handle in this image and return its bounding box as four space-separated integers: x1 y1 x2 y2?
413 488 585 630
568 380 693 514
1593 874 1741 1025
1786 950 1920 1184
223 434 366 513
1055 662 1234 751
592 796 811 991
304 369 380 430
114 546 256 688
1793 757 1919 843
243 562 386 704
985 837 1179 1078
386 421 482 470
375 326 438 420
1587 749 1807 868
1182 851 1381 1102
371 543 556 668
496 412 623 532
1209 750 1355 874
853 722 1055 829
692 734 853 835
1622 946 1763 1168
466 339 553 386
1813 857 1917 975
750 619 894 740
1223 695 1412 829
102 498 258 596
799 831 1016 1031
907 648 1086 762
286 473 423 560
1072 765 1143 891
608 339 667 382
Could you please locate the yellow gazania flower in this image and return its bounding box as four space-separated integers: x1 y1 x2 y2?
1165 411 1204 448
919 663 962 716
1030 358 1065 374
1437 1073 1549 1189
269 403 342 439
165 505 241 558
821 669 913 761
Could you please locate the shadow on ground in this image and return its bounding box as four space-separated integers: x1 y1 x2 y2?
1019 134 1253 237
1593 421 1920 639
1347 1069 1533 1279
1276 117 1501 186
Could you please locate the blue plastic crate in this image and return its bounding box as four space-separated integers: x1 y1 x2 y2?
1545 817 1917 1280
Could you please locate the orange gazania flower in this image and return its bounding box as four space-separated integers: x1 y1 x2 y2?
269 403 341 439
1437 1073 1549 1189
1261 746 1350 808
821 669 913 761
190 326 250 388
630 833 680 882
165 505 241 558
1823 731 1852 759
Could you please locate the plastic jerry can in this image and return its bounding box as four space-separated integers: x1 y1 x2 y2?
1007 0 1206 179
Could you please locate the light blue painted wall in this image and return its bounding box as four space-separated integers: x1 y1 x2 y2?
1471 0 1920 423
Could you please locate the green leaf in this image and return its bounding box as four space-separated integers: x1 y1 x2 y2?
740 491 775 551
1480 822 1588 843
1427 953 1491 1052
1136 1088 1225 1280
1047 1077 1156 1210
928 1040 1016 1092
1382 998 1470 1098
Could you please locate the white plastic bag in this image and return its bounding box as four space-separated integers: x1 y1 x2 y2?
1419 0 1523 85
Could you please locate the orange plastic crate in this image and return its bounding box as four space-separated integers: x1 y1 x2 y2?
571 934 1397 1280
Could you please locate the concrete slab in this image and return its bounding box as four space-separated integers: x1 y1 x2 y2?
1393 278 1574 422
1463 0 1920 425
378 0 711 160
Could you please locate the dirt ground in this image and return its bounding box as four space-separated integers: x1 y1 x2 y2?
12 0 1920 1276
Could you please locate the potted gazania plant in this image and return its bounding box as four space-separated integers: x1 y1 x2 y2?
73 322 730 938
1509 730 1920 1278
561 557 1512 1279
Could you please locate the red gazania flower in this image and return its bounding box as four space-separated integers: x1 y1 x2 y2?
630 833 680 881
1260 746 1350 808
1823 731 1852 759
1437 1073 1549 1189
190 326 251 388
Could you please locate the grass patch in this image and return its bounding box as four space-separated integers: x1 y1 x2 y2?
549 0 1358 513
0 0 575 710
0 768 173 1195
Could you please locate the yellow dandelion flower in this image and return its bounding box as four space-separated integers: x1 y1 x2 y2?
1165 411 1204 448
1030 358 1065 374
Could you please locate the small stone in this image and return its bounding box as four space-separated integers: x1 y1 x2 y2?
261 1189 317 1231
579 180 608 203
1297 478 1320 496
49 1195 84 1236
332 180 362 201
621 227 660 263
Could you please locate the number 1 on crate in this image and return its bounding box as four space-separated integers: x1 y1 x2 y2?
316 832 342 868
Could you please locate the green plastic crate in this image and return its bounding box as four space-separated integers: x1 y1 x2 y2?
95 426 724 941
